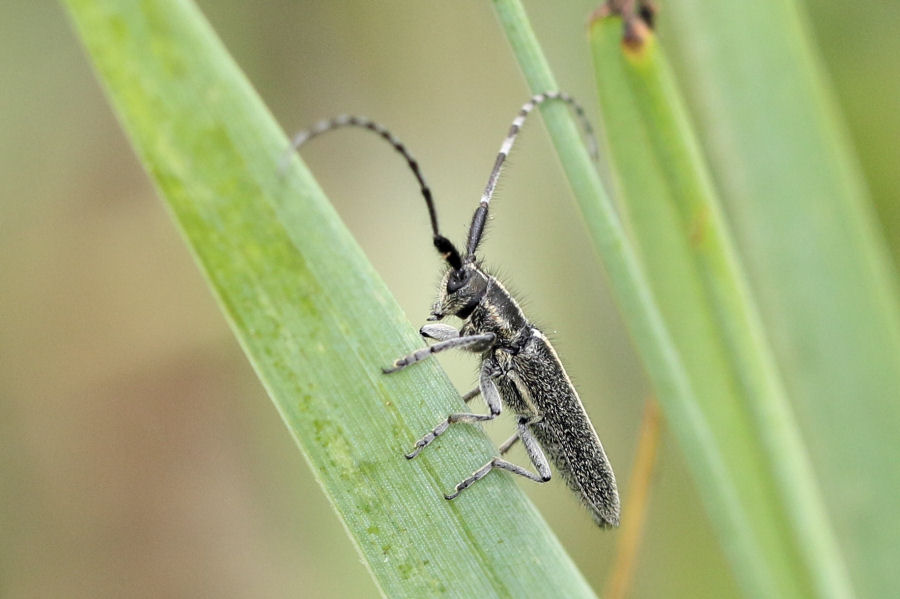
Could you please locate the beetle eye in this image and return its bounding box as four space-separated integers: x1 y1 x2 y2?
447 270 468 293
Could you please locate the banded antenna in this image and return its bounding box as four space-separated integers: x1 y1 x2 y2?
465 91 599 259
287 114 463 270
286 91 599 271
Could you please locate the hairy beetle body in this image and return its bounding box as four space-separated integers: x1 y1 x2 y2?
465 266 619 527
291 92 620 527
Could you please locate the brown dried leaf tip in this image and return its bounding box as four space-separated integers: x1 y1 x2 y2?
589 0 657 51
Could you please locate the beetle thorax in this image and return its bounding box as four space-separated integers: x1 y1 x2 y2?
431 262 528 343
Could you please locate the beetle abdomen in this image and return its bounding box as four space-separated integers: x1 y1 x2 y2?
508 331 620 527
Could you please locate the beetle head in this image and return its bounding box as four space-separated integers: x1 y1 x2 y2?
429 261 489 321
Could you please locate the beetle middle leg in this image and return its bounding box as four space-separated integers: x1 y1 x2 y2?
405 360 502 459
444 416 551 500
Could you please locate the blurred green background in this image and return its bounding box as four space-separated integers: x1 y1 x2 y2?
2 1 897 597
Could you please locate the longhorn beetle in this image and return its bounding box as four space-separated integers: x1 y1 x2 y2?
289 92 620 527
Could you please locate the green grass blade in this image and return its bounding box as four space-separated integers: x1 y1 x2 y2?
661 3 900 597
61 1 600 596
489 2 788 597
590 16 853 598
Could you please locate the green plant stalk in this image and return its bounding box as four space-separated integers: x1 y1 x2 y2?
589 17 802 598
661 4 900 596
490 2 782 597
591 17 853 599
62 1 600 597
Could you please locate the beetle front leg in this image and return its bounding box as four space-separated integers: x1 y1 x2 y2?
382 332 495 373
419 326 485 403
419 323 460 341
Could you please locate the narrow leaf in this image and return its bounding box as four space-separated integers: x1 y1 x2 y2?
662 3 900 597
590 14 853 598
62 0 599 596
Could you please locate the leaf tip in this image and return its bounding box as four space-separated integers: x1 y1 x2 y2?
588 0 657 54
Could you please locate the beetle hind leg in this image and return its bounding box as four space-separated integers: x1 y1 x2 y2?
404 361 501 459
445 417 551 500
